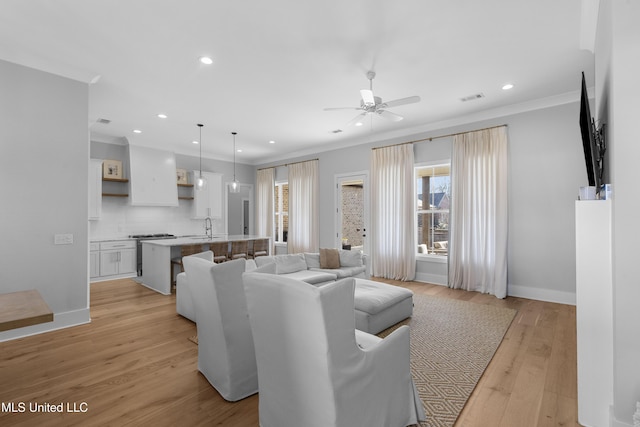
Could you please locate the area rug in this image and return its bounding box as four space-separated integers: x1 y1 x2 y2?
379 294 517 427
188 293 516 427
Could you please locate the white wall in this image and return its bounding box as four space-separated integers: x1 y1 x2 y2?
0 59 90 341
596 1 640 425
257 100 585 304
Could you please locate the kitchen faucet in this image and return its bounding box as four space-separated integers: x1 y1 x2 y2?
204 217 213 239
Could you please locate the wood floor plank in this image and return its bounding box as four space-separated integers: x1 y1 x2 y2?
0 278 578 427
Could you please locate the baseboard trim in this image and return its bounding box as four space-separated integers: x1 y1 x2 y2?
411 276 576 305
508 284 576 305
414 272 448 286
0 308 91 343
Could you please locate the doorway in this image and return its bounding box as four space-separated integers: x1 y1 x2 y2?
226 183 253 236
335 172 369 255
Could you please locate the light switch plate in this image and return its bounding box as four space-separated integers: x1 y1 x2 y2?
54 234 74 245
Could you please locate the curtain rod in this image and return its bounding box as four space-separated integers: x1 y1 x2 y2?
371 124 508 150
257 158 319 171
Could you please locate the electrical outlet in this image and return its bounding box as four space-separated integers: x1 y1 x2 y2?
54 234 74 245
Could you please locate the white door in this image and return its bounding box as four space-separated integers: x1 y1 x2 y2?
335 172 369 256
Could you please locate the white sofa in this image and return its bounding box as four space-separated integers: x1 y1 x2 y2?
178 250 412 335
254 250 370 286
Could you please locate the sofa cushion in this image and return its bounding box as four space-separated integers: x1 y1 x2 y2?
274 253 308 274
304 252 321 269
254 255 275 268
339 249 363 267
310 266 366 279
245 259 257 271
282 270 337 285
320 248 340 269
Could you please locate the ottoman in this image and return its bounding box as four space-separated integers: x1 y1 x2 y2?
353 278 414 334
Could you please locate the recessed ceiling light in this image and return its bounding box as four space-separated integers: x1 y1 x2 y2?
355 122 364 127
269 140 275 144
192 140 199 144
133 129 142 134
502 83 514 90
199 56 213 65
157 113 167 119
237 149 242 153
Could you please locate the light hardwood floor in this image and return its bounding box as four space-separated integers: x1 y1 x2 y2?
0 278 579 427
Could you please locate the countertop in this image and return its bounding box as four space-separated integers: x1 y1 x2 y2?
140 234 268 247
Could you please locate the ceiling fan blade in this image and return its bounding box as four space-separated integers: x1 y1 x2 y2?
323 107 362 111
346 112 368 127
377 110 404 122
360 89 375 106
378 95 421 109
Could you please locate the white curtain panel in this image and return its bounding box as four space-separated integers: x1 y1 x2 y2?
449 126 508 298
287 160 319 254
255 168 274 252
371 144 416 281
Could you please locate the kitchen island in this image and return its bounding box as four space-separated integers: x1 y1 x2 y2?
140 234 270 295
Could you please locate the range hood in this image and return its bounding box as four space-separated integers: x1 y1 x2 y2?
128 144 178 207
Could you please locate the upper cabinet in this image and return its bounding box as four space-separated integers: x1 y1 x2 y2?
89 159 102 220
193 171 223 219
128 145 178 207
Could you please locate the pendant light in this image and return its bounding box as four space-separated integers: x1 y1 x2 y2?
230 131 240 193
195 123 207 190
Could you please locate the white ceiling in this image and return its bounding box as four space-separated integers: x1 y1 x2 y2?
0 0 595 165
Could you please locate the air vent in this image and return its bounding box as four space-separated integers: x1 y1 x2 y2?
460 93 485 102
96 118 111 124
331 129 343 134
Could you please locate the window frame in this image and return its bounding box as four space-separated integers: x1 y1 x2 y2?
415 161 451 260
274 181 288 244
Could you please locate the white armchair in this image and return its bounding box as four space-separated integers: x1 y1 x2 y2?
176 250 214 322
182 257 258 401
242 273 425 427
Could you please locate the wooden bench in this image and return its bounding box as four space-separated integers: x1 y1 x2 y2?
0 290 54 332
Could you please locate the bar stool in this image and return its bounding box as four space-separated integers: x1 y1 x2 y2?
229 240 248 260
209 241 229 263
171 244 204 287
248 238 269 259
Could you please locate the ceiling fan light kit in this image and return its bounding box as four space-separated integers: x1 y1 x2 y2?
324 70 420 128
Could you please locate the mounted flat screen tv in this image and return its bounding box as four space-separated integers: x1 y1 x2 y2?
579 71 605 192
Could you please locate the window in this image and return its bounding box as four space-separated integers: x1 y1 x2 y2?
274 182 288 243
416 164 450 256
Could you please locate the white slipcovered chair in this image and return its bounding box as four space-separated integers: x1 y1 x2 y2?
242 273 426 427
176 250 214 322
182 257 258 401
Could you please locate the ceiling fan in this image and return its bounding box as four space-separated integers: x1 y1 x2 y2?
324 71 421 127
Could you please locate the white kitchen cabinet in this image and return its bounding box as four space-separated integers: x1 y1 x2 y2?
89 159 102 220
192 171 223 219
129 146 178 207
98 240 136 278
89 242 100 278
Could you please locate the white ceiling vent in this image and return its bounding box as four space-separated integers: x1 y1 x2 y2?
96 118 111 124
460 93 485 102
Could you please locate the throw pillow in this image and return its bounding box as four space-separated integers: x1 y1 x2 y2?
338 249 362 267
320 248 340 269
304 253 321 269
